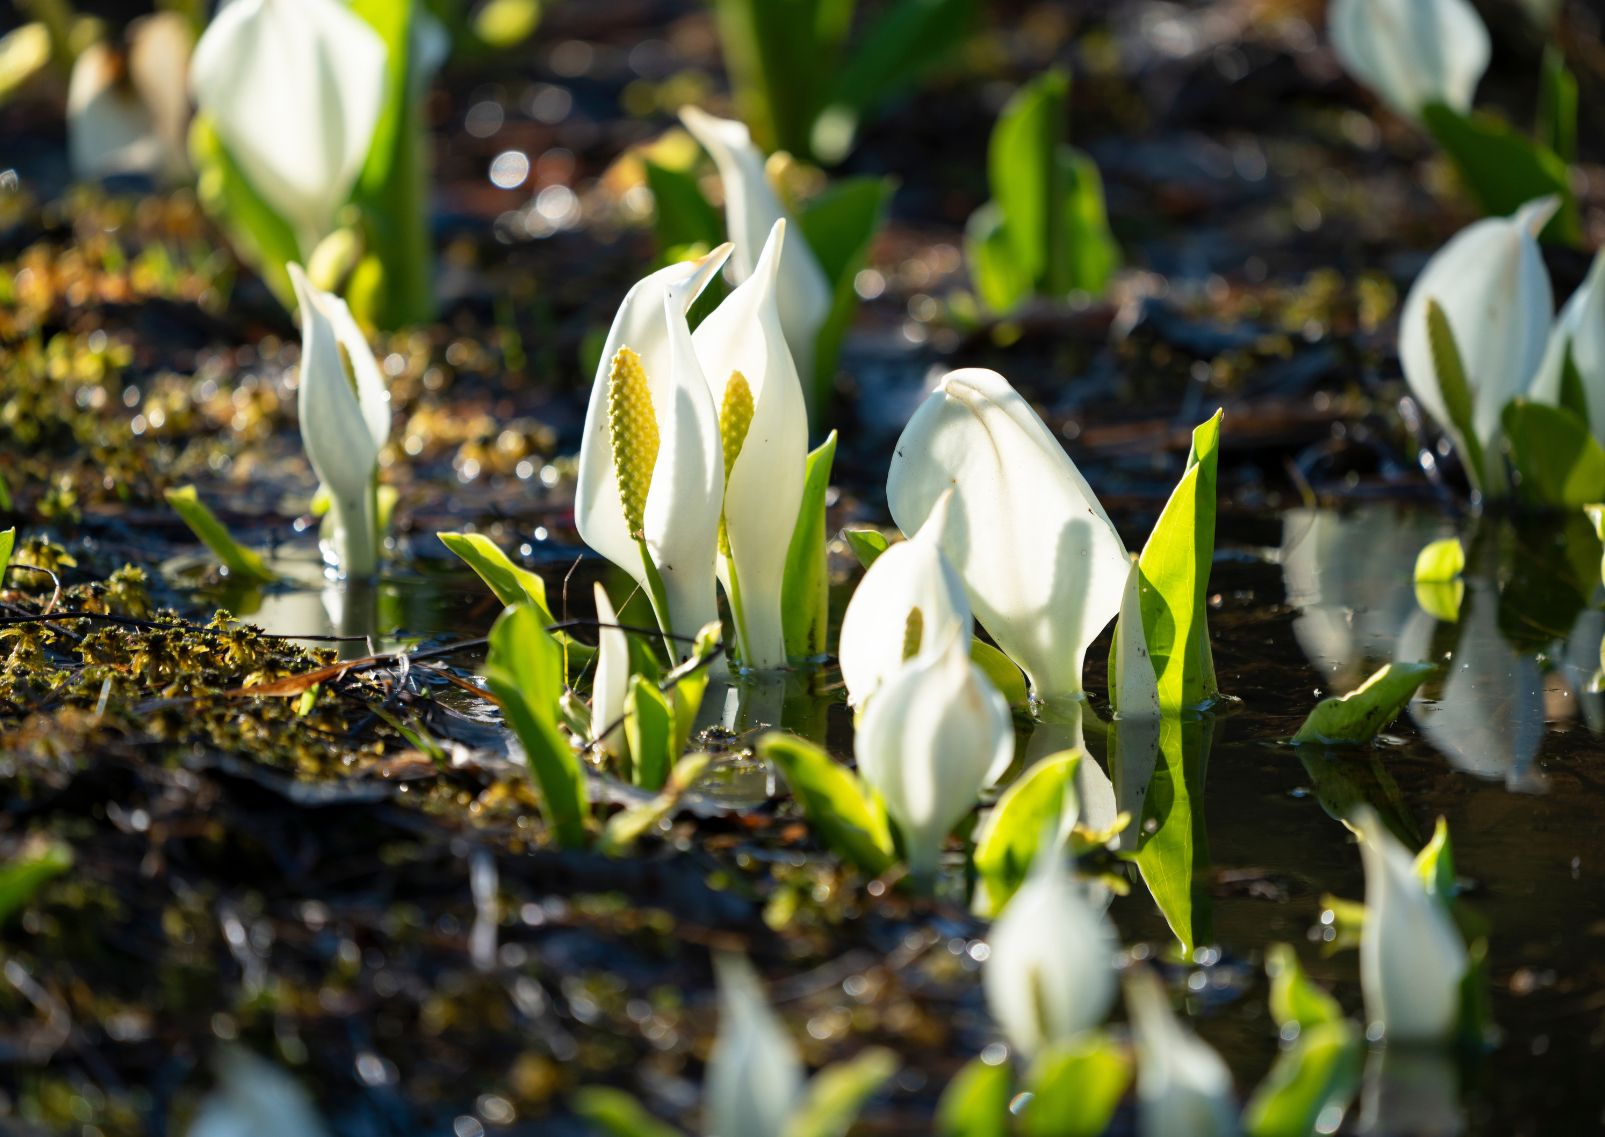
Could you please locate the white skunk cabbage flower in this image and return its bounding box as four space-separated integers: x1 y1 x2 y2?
1328 0 1489 120
1126 968 1241 1137
679 105 832 391
191 0 387 255
855 633 1013 885
68 15 193 183
887 368 1129 702
1531 247 1605 443
575 249 732 652
983 851 1117 1057
1354 808 1469 1044
1398 197 1557 494
705 953 804 1137
692 220 808 669
590 582 630 763
187 1048 331 1137
290 263 390 578
838 490 971 708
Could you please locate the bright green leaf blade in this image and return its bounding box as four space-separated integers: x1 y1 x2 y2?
1265 944 1343 1033
759 732 895 876
598 752 712 857
971 750 1080 917
1290 662 1437 746
783 431 838 660
1422 298 1488 492
1502 398 1605 507
842 527 890 569
988 69 1068 287
438 531 552 616
798 178 894 417
189 115 300 311
1059 145 1119 295
1413 816 1458 901
1421 103 1580 246
0 840 72 926
970 639 1029 708
1413 538 1465 584
570 1087 684 1137
708 0 826 157
1020 1031 1133 1137
1538 46 1578 166
164 487 278 583
965 198 1032 314
1131 716 1214 958
625 674 675 792
1242 1021 1361 1137
0 526 15 581
935 1057 1012 1137
484 602 589 848
782 1047 899 1137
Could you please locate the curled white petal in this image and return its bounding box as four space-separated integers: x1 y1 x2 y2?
694 220 808 668
680 105 832 390
191 0 387 252
705 954 804 1137
839 490 971 708
1329 0 1489 119
1530 246 1605 445
1354 808 1469 1043
591 582 630 762
886 368 1129 701
983 855 1117 1057
855 636 1013 882
1126 968 1240 1137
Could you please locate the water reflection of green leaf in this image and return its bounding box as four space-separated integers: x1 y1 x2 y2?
1129 714 1214 958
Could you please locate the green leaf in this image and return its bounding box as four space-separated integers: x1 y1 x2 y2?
0 840 72 926
1129 411 1222 714
970 750 1080 917
472 0 541 49
1131 716 1214 958
971 640 1028 708
1059 145 1119 294
759 731 895 876
988 69 1068 289
935 1058 1012 1137
625 675 675 792
1559 342 1591 428
164 487 278 584
189 114 300 311
570 1087 684 1137
0 526 15 581
1264 944 1343 1033
484 602 589 848
1242 1020 1361 1137
1538 47 1578 166
438 531 555 617
812 0 975 162
645 159 725 261
1421 103 1580 246
782 431 838 660
798 178 894 418
965 199 1033 314
1413 816 1457 901
709 0 828 158
783 1047 898 1137
599 752 713 857
1290 663 1437 747
1411 536 1465 623
1502 398 1605 507
842 527 890 569
1020 1031 1132 1137
1423 298 1488 493
667 622 721 758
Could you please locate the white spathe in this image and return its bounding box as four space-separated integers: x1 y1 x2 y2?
693 220 809 669
1354 808 1470 1044
838 490 971 708
983 853 1117 1057
290 263 390 577
680 105 832 392
575 249 732 648
1398 198 1557 493
887 368 1130 701
591 582 630 763
1126 968 1241 1137
187 1049 331 1137
68 14 194 184
191 0 387 255
1328 0 1490 120
1530 247 1605 445
704 954 804 1137
855 634 1013 884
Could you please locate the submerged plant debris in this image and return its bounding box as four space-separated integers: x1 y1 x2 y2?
4 1 1605 1135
